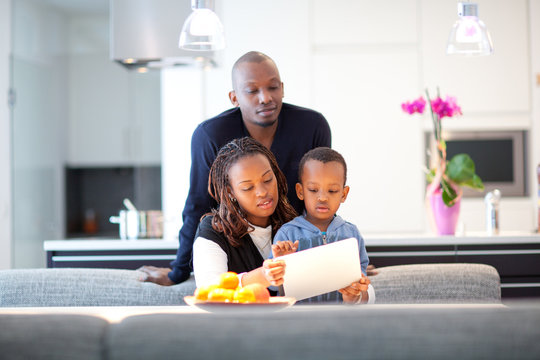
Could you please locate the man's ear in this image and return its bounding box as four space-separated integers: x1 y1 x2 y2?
341 186 350 203
281 82 285 98
295 183 304 201
229 90 239 106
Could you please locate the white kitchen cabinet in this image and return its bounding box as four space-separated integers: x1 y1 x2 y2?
67 15 161 166
67 52 161 166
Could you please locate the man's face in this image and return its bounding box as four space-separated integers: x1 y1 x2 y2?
229 60 284 128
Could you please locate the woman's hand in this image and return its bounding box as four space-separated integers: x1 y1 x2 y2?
262 259 287 286
137 266 175 286
338 274 371 304
271 240 299 258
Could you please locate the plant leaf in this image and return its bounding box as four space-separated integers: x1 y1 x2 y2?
447 153 476 184
441 177 457 206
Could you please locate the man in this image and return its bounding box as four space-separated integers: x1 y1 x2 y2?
139 51 331 285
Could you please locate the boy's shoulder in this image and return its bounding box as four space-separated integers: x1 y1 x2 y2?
279 216 309 231
329 215 361 233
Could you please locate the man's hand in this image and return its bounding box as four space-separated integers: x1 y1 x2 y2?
271 240 299 258
137 266 175 286
366 264 379 276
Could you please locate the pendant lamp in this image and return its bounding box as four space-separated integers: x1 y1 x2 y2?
447 2 493 56
179 0 225 51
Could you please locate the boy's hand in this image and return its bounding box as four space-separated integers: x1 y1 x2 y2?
262 259 287 286
271 240 299 258
338 274 371 304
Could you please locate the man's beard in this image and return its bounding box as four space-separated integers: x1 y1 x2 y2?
254 118 278 128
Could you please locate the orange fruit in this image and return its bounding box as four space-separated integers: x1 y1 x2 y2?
207 288 235 302
243 283 270 303
219 271 239 289
194 284 219 301
233 287 257 303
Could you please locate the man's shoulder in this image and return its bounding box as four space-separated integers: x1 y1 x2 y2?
192 108 244 144
281 103 325 119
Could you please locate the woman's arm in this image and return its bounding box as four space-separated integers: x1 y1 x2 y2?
193 237 287 288
241 259 286 287
192 237 228 287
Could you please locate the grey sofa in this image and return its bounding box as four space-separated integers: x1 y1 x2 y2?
2 303 540 359
3 263 538 360
0 263 501 307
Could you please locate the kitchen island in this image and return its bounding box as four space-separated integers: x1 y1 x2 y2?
44 232 540 299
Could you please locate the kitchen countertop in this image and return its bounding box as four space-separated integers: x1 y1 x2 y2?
44 232 540 251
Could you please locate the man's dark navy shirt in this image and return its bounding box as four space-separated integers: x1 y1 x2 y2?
168 103 331 283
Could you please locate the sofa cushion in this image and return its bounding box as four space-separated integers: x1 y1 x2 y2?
369 263 501 303
0 314 107 360
0 268 196 307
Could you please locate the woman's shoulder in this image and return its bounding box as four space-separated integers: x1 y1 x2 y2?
196 215 221 239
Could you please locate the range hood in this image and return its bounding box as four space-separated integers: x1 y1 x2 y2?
110 0 215 69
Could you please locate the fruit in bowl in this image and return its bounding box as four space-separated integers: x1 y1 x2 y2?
193 271 270 303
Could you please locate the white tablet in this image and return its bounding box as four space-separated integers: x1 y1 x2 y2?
276 238 362 301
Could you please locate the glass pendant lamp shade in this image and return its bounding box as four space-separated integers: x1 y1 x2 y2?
179 0 225 51
446 2 493 56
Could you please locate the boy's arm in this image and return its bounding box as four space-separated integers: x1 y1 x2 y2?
353 226 369 275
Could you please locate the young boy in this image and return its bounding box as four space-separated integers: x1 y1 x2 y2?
273 147 374 304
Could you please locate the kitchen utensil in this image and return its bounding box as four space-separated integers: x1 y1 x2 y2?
109 209 163 240
123 198 138 212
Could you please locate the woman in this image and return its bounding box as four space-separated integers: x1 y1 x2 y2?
192 137 297 288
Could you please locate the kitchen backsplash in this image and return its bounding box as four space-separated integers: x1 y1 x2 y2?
65 166 161 238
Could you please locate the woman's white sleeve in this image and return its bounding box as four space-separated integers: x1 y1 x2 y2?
192 237 228 287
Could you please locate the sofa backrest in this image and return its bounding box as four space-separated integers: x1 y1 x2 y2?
0 268 196 307
370 263 501 303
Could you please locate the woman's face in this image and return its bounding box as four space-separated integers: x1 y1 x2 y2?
228 153 279 227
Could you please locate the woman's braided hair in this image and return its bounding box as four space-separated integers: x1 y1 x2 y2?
206 137 297 247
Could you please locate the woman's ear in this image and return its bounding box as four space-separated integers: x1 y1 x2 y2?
295 183 304 201
229 90 239 106
341 186 350 203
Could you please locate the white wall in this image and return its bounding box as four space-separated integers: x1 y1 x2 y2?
163 0 538 237
530 0 540 232
0 0 12 269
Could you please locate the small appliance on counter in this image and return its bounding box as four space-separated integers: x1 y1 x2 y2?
109 199 163 240
484 189 501 235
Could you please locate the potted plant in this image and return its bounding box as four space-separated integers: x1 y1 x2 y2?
402 89 484 234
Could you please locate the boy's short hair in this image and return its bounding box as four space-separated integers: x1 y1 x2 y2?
298 147 347 184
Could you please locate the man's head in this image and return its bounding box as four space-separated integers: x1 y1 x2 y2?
229 51 284 129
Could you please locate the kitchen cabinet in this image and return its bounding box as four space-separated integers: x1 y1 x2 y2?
367 233 540 299
44 239 177 270
67 18 161 166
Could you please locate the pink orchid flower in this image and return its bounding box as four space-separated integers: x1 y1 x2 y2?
431 96 462 119
401 97 426 115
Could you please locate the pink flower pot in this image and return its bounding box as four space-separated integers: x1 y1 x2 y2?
429 188 461 235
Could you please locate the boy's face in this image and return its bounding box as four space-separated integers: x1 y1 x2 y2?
295 159 349 228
